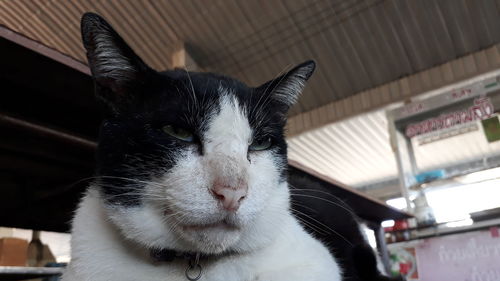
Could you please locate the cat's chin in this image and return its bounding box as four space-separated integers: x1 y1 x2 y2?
177 221 243 254
180 220 239 231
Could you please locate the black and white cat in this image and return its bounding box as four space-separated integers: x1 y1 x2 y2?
62 13 340 281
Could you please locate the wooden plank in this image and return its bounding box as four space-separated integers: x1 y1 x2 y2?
317 105 329 128
486 45 500 67
463 53 478 77
335 100 345 120
388 80 401 101
450 57 466 80
343 98 353 117
286 118 296 136
303 111 313 130
373 87 384 107
0 26 90 75
361 89 372 109
419 70 433 92
311 109 320 130
429 65 444 88
403 72 424 96
352 94 363 113
474 49 490 72
327 103 337 122
399 77 411 97
440 62 455 83
380 84 391 104
292 114 304 136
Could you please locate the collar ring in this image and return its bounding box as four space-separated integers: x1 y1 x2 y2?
185 253 202 281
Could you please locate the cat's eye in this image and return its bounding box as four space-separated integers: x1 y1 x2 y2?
249 137 272 151
162 125 194 142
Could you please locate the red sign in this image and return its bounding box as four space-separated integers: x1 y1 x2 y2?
405 97 494 138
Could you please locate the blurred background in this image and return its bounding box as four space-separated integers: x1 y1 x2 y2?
1 1 500 280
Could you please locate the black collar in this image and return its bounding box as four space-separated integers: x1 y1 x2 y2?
150 248 222 263
150 249 206 280
150 249 236 281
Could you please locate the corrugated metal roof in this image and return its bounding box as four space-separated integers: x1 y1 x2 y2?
1 0 499 116
288 109 398 187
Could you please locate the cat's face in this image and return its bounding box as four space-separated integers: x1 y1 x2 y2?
81 13 315 254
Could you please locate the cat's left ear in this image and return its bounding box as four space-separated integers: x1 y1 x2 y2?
257 60 316 111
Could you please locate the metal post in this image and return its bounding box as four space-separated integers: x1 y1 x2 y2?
374 224 392 275
387 112 414 211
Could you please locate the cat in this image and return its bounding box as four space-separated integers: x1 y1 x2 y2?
62 13 341 281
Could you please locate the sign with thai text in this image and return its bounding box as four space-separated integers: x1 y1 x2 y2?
405 97 494 138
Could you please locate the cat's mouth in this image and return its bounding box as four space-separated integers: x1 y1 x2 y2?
180 219 239 231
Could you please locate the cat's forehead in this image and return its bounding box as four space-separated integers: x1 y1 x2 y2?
164 70 249 92
157 70 256 113
147 70 283 140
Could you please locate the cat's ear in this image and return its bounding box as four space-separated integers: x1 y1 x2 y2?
81 12 151 115
257 60 316 110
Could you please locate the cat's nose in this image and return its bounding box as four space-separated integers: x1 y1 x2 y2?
211 183 248 211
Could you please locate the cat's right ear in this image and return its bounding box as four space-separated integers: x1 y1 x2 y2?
81 12 151 115
256 61 315 112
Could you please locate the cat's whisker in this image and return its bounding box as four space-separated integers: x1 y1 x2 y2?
97 175 171 189
290 208 353 247
290 201 319 215
263 207 328 241
289 185 349 202
184 68 199 114
288 193 356 216
264 199 354 247
265 205 330 236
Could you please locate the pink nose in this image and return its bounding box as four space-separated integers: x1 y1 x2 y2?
211 183 248 211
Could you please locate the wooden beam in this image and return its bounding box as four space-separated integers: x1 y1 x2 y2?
0 26 90 75
0 113 97 150
171 43 199 71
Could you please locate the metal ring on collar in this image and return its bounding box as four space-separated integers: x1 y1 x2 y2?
185 263 202 281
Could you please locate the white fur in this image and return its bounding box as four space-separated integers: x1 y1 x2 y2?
63 91 341 281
